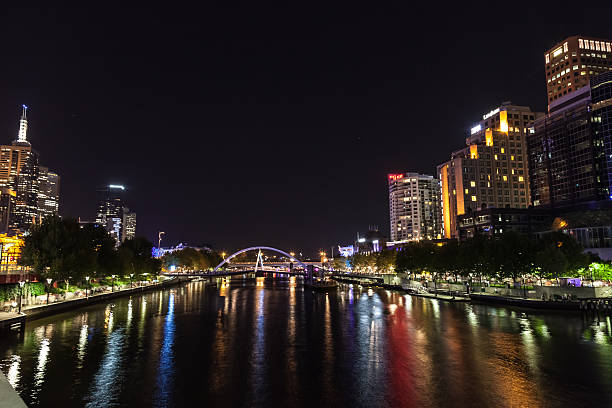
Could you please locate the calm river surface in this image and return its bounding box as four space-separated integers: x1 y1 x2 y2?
1 278 611 407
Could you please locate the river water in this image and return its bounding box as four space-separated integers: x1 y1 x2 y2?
1 278 611 407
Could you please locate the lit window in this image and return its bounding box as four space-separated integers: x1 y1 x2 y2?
595 41 601 51
545 54 550 63
464 189 469 194
494 154 498 160
590 40 595 49
470 181 476 187
585 41 590 50
553 47 562 57
573 65 578 70
511 155 515 161
607 42 611 52
579 39 584 48
503 175 508 181
518 176 524 182
471 196 477 202
500 148 505 153
563 42 568 52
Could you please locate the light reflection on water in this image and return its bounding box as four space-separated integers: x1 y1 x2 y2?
0 280 611 407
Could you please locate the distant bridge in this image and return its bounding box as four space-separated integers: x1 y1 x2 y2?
160 246 384 283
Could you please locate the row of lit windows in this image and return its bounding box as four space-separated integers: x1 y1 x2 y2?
579 39 612 53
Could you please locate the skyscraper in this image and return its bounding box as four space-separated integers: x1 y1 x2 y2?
438 102 543 238
37 166 60 219
528 71 612 207
545 35 612 111
121 207 136 242
0 106 61 232
0 106 40 231
96 185 136 245
388 172 442 243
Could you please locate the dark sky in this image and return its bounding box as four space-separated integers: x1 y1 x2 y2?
1 5 611 256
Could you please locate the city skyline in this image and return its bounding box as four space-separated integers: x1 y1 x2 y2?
1 5 612 254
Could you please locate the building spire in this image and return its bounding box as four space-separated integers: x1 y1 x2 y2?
17 104 28 143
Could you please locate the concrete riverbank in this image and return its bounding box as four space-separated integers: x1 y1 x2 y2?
0 370 27 408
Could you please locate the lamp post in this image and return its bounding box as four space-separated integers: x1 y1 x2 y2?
130 273 134 288
111 275 116 292
46 278 52 304
85 276 90 299
18 280 25 313
157 231 165 258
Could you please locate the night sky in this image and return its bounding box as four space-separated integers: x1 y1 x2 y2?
1 5 611 256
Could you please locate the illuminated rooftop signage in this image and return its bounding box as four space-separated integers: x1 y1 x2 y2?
552 47 563 58
482 108 500 120
109 185 125 190
470 124 482 135
388 174 404 181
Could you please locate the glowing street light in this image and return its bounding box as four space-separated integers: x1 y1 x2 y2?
157 231 165 258
111 275 116 292
18 281 25 313
46 278 52 304
85 276 90 299
130 273 134 288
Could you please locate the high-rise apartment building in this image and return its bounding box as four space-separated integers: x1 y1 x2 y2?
438 102 543 238
388 172 442 243
528 71 612 207
545 35 612 110
37 166 60 219
96 185 136 245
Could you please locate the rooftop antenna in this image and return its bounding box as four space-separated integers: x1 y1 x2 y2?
17 104 28 143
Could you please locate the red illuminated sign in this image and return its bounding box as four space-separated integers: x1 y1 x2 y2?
388 174 404 181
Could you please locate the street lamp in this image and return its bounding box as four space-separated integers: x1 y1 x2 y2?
85 276 90 299
130 273 134 288
111 275 116 292
157 231 165 258
221 252 226 260
18 280 25 313
46 278 52 304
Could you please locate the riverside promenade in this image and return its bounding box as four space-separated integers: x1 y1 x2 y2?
0 277 190 329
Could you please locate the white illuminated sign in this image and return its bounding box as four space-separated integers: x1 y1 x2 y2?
482 108 500 120
552 47 562 58
109 185 125 190
470 124 482 135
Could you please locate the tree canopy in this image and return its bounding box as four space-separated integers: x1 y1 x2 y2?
20 216 160 282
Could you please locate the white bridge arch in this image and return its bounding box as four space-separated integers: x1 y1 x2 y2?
213 246 308 273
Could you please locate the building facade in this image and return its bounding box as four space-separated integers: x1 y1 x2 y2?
96 185 136 245
438 102 543 238
528 72 612 207
545 36 612 110
37 166 60 219
388 172 441 243
121 207 136 242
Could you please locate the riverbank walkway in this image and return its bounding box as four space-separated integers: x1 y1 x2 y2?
0 277 189 328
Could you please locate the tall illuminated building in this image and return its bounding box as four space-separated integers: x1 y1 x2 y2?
388 172 441 243
545 36 612 111
529 71 612 207
37 166 60 219
437 102 543 238
121 207 136 242
0 106 40 231
96 184 136 245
